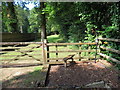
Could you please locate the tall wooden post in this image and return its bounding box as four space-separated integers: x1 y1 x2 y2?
56 45 58 61
40 2 49 64
42 40 47 64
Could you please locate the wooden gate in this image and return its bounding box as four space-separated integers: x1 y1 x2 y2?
44 42 99 64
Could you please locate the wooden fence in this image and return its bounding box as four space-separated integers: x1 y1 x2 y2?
98 38 120 64
1 38 119 66
43 42 98 64
1 42 99 66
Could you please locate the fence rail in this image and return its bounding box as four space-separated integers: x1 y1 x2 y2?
98 38 120 42
1 38 119 66
47 42 97 46
1 42 42 66
45 42 98 64
98 38 120 64
100 46 120 54
98 53 120 64
0 42 43 45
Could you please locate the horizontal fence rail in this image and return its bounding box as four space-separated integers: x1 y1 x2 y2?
98 38 120 64
0 42 43 45
45 42 98 64
98 53 120 64
47 50 96 53
98 38 120 42
100 46 120 54
1 42 42 66
47 42 97 46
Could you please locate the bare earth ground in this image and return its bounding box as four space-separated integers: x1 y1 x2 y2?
1 59 119 88
1 65 47 88
47 60 119 88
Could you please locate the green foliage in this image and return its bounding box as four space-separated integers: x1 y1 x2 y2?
15 4 30 33
28 8 40 33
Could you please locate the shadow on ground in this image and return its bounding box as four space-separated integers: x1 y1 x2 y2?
2 66 47 88
2 61 120 88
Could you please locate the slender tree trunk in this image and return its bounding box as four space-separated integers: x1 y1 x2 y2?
7 2 18 33
40 2 47 42
39 2 49 61
20 26 23 33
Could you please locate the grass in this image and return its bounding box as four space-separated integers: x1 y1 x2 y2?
33 34 63 43
47 35 63 43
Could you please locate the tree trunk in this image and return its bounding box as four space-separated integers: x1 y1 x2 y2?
39 2 49 60
7 2 18 33
40 2 47 42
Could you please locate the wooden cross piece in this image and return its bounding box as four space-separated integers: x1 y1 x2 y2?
63 54 75 67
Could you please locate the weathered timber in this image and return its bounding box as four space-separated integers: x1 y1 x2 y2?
47 42 97 46
98 38 120 42
1 50 42 53
46 61 64 64
0 46 41 50
47 56 95 60
55 45 58 61
16 50 41 61
63 54 75 67
88 46 91 60
100 46 120 54
1 54 42 57
0 42 42 45
42 43 47 64
98 53 120 64
47 50 96 53
1 58 42 61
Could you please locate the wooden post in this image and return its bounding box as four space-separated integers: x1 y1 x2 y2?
56 45 58 61
78 45 81 61
95 39 99 63
88 46 91 60
42 40 47 64
47 44 49 62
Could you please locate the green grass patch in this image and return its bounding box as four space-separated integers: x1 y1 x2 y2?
32 34 64 43
34 66 43 71
47 35 63 43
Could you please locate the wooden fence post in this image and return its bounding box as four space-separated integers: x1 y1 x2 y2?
78 45 81 61
42 40 47 64
56 45 58 61
88 46 91 60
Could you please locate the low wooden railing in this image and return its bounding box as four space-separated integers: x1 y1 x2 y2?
98 38 120 64
43 42 98 64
